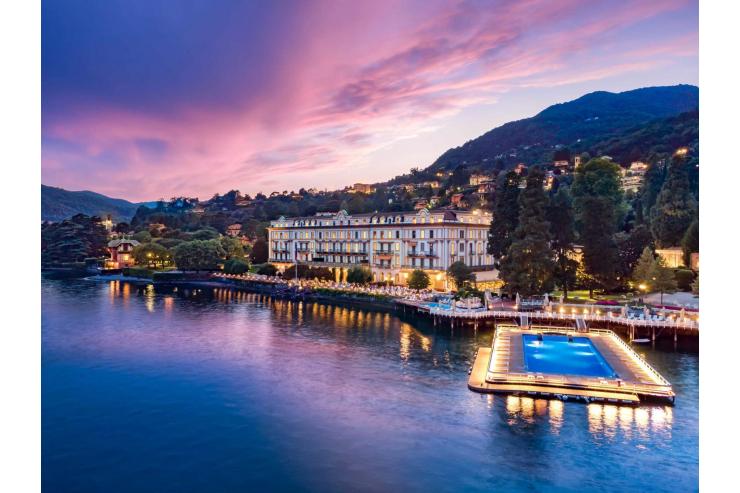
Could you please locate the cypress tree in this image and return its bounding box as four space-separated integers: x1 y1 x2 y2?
681 218 699 267
499 168 556 296
650 156 698 247
641 159 666 219
547 186 578 299
487 170 520 261
579 196 619 296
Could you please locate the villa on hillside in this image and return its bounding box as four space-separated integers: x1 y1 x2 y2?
226 223 242 237
106 238 140 269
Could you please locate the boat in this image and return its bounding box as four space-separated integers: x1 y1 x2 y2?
631 338 651 344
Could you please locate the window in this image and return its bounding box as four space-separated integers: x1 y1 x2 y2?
429 230 434 239
395 230 400 239
412 230 417 239
459 230 464 239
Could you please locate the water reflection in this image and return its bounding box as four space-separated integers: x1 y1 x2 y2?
588 403 673 439
43 279 698 492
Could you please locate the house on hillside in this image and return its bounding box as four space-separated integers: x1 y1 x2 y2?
620 161 648 193
469 174 490 186
226 223 242 237
451 193 468 208
352 183 376 194
106 238 140 268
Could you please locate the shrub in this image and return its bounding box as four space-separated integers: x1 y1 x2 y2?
132 230 152 243
223 258 249 275
456 285 484 302
447 261 474 289
256 263 278 276
673 269 695 292
407 269 430 290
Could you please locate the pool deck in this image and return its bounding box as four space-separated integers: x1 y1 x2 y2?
468 326 675 405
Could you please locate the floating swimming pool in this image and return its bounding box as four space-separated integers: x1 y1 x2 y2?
522 334 618 378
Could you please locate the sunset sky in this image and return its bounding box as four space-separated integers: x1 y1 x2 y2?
42 0 698 202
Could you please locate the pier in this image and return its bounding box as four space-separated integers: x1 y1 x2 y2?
397 298 698 345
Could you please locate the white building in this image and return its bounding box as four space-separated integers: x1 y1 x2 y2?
620 161 649 193
267 208 496 290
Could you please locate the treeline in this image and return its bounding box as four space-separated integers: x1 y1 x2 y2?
489 155 698 297
41 214 108 266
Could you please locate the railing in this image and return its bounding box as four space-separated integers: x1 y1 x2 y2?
485 325 674 397
425 307 698 330
587 328 672 387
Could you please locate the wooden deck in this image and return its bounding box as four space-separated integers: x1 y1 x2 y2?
468 326 675 405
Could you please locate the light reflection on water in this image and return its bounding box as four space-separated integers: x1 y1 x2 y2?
42 279 698 493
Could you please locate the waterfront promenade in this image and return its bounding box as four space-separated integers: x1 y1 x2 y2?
213 272 699 339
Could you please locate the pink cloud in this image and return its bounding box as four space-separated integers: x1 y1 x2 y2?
42 0 698 201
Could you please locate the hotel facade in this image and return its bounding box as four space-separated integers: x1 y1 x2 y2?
267 208 497 290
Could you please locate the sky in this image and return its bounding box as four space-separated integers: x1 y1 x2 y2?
42 0 698 202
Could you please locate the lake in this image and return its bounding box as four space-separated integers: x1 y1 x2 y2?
42 279 698 492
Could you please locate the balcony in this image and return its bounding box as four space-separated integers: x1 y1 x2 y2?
407 251 438 258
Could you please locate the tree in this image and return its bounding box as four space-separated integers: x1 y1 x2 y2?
223 258 249 275
257 263 277 276
190 227 220 240
449 165 470 187
172 239 226 270
219 236 245 260
632 247 657 286
615 224 654 281
652 257 677 304
41 214 109 266
547 186 577 299
487 170 520 260
681 218 699 268
250 239 269 264
114 222 130 233
132 242 172 268
579 196 620 296
407 270 430 290
447 261 474 290
641 160 667 218
571 157 625 231
132 230 152 243
650 156 698 247
499 168 556 296
346 266 372 284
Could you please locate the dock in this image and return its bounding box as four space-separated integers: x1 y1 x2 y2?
397 298 698 345
468 325 675 406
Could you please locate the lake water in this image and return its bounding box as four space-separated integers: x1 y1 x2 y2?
42 279 699 492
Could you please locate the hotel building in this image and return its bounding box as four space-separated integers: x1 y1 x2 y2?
267 208 496 290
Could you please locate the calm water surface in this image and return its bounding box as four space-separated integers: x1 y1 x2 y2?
42 279 698 492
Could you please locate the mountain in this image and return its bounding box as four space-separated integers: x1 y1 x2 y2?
42 185 144 222
428 84 698 172
588 109 698 164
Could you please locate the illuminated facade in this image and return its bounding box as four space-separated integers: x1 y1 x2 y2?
620 161 648 193
267 209 495 289
106 238 140 268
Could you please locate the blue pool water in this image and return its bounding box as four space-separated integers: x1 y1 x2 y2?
522 334 618 378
